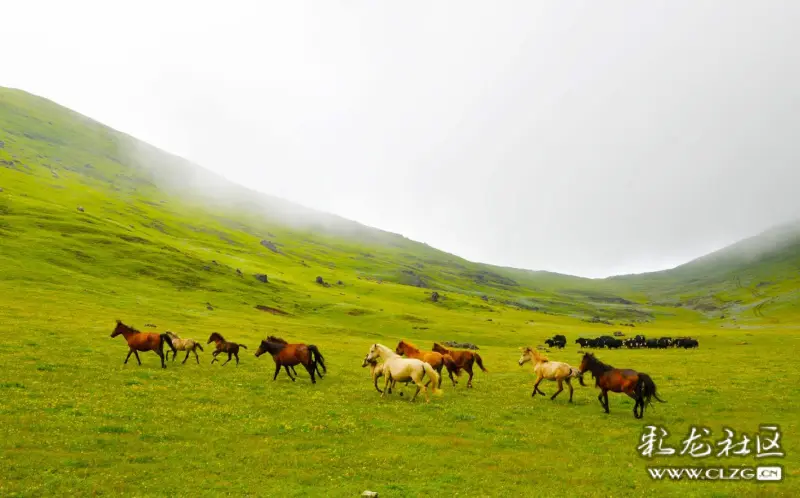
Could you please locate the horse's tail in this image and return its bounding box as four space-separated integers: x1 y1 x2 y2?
308 345 327 373
160 333 177 354
195 342 204 352
637 373 666 409
570 367 586 387
238 344 248 349
422 362 441 394
474 353 488 373
443 354 461 376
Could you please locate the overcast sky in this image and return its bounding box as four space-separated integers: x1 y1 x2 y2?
4 1 800 277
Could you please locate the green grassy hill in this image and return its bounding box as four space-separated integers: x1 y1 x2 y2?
2 87 798 497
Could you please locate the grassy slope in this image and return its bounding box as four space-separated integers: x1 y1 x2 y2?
1 87 798 496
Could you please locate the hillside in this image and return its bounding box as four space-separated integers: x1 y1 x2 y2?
1 86 798 325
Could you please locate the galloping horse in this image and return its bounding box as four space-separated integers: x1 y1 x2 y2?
361 354 413 395
264 336 326 379
164 331 204 364
207 332 247 366
110 320 177 369
395 340 460 388
254 336 326 384
578 352 665 418
518 347 585 402
365 343 441 402
432 342 487 388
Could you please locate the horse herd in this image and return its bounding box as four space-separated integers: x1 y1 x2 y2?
110 320 665 418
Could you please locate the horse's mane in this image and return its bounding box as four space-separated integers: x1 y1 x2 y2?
116 320 139 333
267 335 288 344
209 332 225 342
432 342 449 352
532 349 549 363
584 353 613 372
399 340 421 352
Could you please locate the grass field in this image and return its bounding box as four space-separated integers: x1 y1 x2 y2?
2 87 799 496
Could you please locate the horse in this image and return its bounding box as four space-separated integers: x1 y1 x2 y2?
164 331 204 364
518 347 585 402
254 336 326 384
207 332 247 366
395 340 460 387
265 335 326 379
365 343 441 402
578 352 665 418
110 320 177 369
432 342 487 388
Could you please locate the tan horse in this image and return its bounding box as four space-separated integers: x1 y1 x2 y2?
395 340 461 387
164 331 204 364
364 344 441 403
519 347 586 402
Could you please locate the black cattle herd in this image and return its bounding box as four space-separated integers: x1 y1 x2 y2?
543 333 699 350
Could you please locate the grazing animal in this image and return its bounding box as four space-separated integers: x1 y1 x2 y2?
207 332 247 366
518 347 585 402
361 354 410 395
266 336 326 378
395 340 460 387
254 336 326 383
110 320 177 369
164 331 204 364
432 342 487 388
365 343 440 403
578 352 665 418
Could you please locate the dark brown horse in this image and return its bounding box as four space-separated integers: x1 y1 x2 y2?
264 336 326 379
395 340 460 388
207 332 247 366
432 342 487 388
578 352 665 418
254 336 326 384
110 320 177 368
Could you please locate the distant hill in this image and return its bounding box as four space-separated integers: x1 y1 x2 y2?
1 86 798 323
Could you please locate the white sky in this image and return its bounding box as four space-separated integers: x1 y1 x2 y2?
4 1 800 277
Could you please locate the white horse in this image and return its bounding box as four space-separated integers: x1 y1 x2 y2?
365 343 441 402
519 347 586 402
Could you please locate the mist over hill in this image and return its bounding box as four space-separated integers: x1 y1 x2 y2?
2 86 798 323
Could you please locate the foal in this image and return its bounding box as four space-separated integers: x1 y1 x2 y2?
110 320 177 368
254 336 326 384
165 331 204 364
207 332 247 366
578 352 665 418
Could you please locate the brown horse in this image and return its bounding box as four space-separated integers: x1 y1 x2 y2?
110 320 177 369
432 342 487 388
264 336 326 379
254 336 326 384
578 352 665 418
207 332 247 366
395 340 460 388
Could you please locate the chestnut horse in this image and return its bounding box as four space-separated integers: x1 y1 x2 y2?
207 332 247 366
254 336 326 384
264 336 326 379
432 342 487 388
395 340 460 388
110 320 177 369
578 352 665 418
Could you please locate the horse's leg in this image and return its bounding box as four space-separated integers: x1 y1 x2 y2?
465 364 475 388
124 349 133 365
273 363 281 380
234 352 240 366
436 364 444 389
193 349 200 364
211 351 219 364
222 353 232 366
134 351 142 366
566 378 574 403
303 362 316 384
284 365 296 382
597 391 605 411
551 379 564 400
532 375 546 396
381 374 391 398
182 351 190 364
157 348 166 368
603 390 610 414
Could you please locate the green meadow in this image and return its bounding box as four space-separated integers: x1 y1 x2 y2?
1 87 799 497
